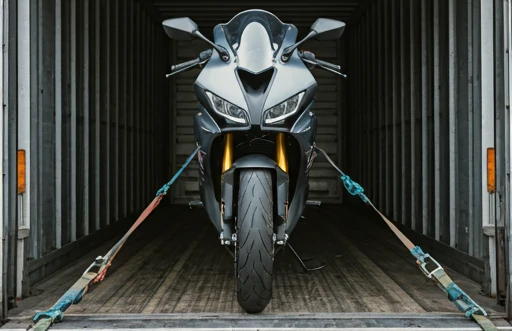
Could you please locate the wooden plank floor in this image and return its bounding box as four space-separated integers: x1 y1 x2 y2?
6 205 505 320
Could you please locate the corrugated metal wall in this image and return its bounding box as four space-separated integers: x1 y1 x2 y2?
22 0 170 287
345 0 487 259
504 0 512 315
3 0 504 311
170 39 344 204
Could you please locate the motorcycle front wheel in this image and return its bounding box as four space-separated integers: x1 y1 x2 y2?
235 169 274 313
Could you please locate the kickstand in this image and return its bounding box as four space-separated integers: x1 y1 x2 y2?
287 244 326 272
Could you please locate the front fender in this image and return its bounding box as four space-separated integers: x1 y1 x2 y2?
221 155 288 235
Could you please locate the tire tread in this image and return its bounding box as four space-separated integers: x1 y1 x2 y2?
236 170 274 313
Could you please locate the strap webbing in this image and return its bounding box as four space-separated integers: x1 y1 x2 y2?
32 196 162 331
315 145 497 331
366 201 415 250
474 314 499 331
31 146 201 331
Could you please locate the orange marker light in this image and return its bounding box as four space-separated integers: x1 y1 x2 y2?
18 150 26 194
487 148 495 193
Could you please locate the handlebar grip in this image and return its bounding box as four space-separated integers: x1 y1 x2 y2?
171 58 200 72
299 50 340 71
299 50 345 77
300 50 316 61
315 58 341 71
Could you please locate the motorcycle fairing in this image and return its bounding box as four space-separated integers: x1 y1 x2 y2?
192 9 320 237
195 10 316 127
193 107 223 232
193 101 318 236
195 26 249 114
262 26 316 114
236 22 275 74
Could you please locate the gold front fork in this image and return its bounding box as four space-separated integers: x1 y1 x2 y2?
222 133 234 172
276 133 288 173
223 132 287 173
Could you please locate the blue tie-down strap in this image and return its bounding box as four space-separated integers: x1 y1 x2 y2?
409 245 488 320
33 309 63 324
33 287 85 324
156 145 201 197
410 245 427 262
340 174 369 203
446 282 488 319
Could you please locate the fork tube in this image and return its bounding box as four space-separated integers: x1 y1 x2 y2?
222 133 234 172
276 133 288 173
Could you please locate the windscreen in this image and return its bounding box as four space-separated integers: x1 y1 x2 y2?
221 10 290 73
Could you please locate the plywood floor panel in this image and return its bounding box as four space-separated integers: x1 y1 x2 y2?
7 205 505 321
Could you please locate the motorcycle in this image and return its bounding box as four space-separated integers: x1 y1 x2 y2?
162 10 345 313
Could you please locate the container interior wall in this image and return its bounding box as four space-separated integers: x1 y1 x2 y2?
24 0 170 287
9 0 498 304
345 0 486 261
505 0 512 315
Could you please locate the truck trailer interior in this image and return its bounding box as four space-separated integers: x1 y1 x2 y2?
1 0 512 329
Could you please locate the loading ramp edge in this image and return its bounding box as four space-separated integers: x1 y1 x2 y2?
5 313 512 330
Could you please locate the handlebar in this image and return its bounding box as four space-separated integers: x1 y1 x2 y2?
299 50 346 78
171 58 201 72
314 57 341 72
166 49 213 78
167 49 345 78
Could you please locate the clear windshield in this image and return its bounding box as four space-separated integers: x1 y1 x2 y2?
221 10 290 73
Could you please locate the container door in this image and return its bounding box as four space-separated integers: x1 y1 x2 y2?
16 0 31 302
504 0 512 319
0 0 4 318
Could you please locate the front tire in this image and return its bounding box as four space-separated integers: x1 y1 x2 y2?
236 170 274 313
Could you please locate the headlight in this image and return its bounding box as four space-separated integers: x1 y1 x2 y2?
264 92 305 124
206 91 248 124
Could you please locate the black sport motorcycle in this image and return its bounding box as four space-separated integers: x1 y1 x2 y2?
162 10 345 313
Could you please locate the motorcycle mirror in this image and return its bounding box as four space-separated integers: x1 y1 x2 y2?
281 18 345 62
162 17 198 40
162 17 231 62
310 18 346 41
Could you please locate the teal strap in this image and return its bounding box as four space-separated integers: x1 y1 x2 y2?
314 145 497 331
411 245 491 324
314 146 369 203
156 145 201 197
32 273 94 329
31 146 201 331
473 314 498 331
